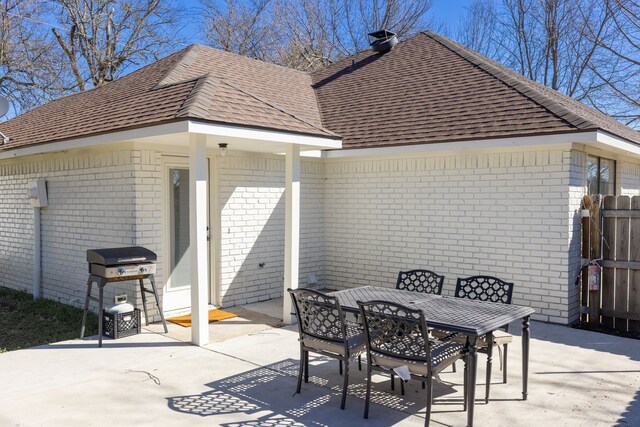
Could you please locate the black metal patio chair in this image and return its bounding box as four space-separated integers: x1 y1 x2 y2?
357 300 466 426
454 275 514 402
288 288 366 410
392 269 446 392
396 269 445 295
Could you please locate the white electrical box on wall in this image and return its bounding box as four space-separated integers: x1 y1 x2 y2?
307 273 318 286
27 179 48 208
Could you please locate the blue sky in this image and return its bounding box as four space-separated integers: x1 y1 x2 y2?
430 0 469 32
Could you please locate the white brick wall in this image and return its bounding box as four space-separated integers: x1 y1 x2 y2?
619 160 640 196
324 150 574 323
0 147 326 319
0 163 39 295
0 149 139 311
3 141 639 326
218 153 325 307
130 149 164 320
568 150 587 323
0 148 172 323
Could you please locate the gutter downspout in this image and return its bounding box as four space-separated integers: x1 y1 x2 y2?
33 207 41 300
27 179 48 301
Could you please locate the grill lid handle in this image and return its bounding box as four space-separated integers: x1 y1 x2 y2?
117 257 147 263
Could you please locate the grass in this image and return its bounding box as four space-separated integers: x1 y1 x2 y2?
0 286 98 353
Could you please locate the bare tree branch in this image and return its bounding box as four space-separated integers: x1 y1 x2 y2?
200 0 274 59
50 0 184 90
0 0 66 113
201 0 434 72
456 0 640 128
457 1 502 58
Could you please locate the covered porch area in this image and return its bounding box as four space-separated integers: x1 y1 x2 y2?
131 119 341 346
145 298 285 344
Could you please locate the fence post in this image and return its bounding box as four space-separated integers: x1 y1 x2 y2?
615 196 631 331
588 195 601 325
630 196 640 332
580 196 591 323
602 196 616 328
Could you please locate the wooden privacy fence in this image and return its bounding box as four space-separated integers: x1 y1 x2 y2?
581 195 640 333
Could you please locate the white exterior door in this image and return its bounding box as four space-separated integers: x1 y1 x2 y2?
163 156 210 313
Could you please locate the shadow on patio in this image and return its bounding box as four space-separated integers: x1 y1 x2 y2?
526 320 640 362
167 357 466 426
617 388 640 426
1 318 639 426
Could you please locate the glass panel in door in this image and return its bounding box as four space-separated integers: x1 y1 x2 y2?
169 168 190 289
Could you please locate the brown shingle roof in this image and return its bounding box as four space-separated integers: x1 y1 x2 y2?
429 33 640 145
311 31 640 149
0 44 335 150
1 32 639 152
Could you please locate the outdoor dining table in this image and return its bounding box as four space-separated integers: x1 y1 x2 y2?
328 286 535 427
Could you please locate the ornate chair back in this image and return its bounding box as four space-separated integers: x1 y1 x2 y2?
358 300 432 370
455 276 514 304
289 288 348 344
396 269 445 295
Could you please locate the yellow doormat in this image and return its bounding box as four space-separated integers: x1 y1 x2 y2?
167 309 238 327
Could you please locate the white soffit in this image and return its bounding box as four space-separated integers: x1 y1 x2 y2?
187 120 342 152
0 121 189 160
0 120 342 160
322 132 601 159
3 123 637 161
595 130 640 157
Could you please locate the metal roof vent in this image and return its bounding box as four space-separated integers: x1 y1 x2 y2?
368 30 398 53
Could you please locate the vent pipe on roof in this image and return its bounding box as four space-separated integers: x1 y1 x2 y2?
368 30 398 53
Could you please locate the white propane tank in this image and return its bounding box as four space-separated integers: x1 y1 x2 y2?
105 302 135 314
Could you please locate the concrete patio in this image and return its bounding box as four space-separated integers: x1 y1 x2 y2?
0 304 638 427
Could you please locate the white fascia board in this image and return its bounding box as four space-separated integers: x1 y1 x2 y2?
595 131 640 157
0 121 189 160
187 120 342 149
322 131 599 159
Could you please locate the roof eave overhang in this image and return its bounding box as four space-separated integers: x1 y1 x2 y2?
187 120 342 151
319 130 640 160
594 130 640 157
0 119 342 161
0 121 190 161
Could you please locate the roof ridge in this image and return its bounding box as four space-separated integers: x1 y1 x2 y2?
175 75 218 118
11 46 191 117
153 44 335 135
156 44 315 89
422 31 599 131
173 74 336 136
154 44 201 89
219 78 337 136
190 43 315 76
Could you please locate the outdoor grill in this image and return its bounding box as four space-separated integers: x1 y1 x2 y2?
87 246 157 280
80 246 167 347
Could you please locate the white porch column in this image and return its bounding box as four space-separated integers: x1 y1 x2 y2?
189 133 209 346
283 144 301 324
